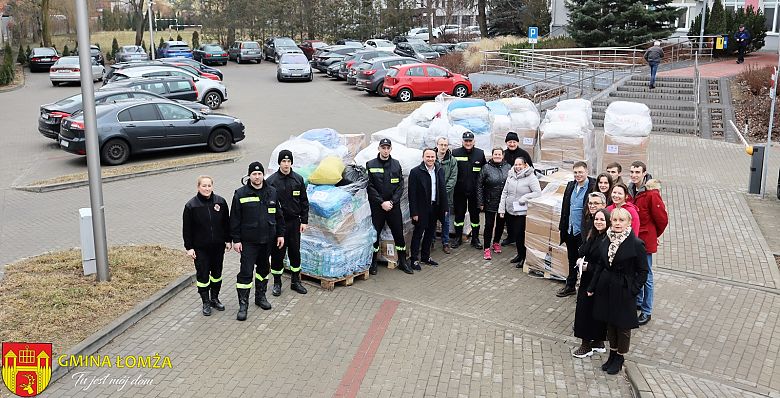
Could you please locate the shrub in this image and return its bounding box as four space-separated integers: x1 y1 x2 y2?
0 42 15 85
430 53 481 76
192 31 200 49
62 45 70 56
25 45 31 59
17 44 26 65
111 37 119 59
176 34 183 41
738 64 773 95
499 37 578 53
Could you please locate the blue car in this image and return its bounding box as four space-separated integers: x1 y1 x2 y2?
157 41 193 59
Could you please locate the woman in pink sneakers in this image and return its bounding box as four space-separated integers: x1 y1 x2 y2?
477 148 511 260
498 157 541 267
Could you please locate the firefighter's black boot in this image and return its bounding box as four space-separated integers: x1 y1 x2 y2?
236 288 249 321
451 225 463 248
272 275 282 297
397 250 413 274
470 225 483 250
255 280 272 310
199 291 212 316
369 251 379 275
209 284 225 311
291 272 308 294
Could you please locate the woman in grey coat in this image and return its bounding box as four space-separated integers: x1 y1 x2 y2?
498 157 541 266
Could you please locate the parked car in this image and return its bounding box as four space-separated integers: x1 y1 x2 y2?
100 76 200 102
193 44 228 65
105 60 219 82
394 41 440 61
161 61 220 81
38 87 208 139
454 41 476 52
263 37 304 63
311 46 358 72
28 47 60 72
58 99 245 165
157 41 193 59
228 41 262 63
298 40 329 60
335 39 363 48
73 45 105 65
439 24 462 36
277 53 313 82
431 43 456 56
406 27 442 41
364 39 395 52
464 26 481 37
158 57 223 80
355 56 418 95
382 63 471 102
49 56 105 86
107 65 227 109
327 61 344 78
114 45 148 63
340 50 397 84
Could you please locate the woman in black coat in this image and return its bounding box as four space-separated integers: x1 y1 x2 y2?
572 206 609 358
477 148 511 260
183 175 232 316
587 207 648 375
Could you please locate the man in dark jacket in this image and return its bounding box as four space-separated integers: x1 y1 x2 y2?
436 137 457 254
501 131 534 246
267 150 309 297
557 161 596 297
734 25 751 64
643 41 664 89
408 148 448 269
230 162 286 321
451 131 487 249
366 138 413 275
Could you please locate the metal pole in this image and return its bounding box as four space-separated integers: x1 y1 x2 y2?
760 64 778 198
75 0 110 282
148 0 155 60
698 0 707 53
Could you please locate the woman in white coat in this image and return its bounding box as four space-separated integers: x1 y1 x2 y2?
498 157 542 267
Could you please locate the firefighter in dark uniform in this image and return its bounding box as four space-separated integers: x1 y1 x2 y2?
267 150 309 296
367 138 413 275
230 161 285 321
183 175 231 316
451 131 487 249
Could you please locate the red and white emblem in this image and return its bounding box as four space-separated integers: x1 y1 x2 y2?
214 204 221 212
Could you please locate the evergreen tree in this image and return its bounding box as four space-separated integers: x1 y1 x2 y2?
17 44 26 64
176 33 183 41
192 31 200 49
63 45 70 56
488 0 550 37
111 37 120 59
706 0 727 34
568 0 678 47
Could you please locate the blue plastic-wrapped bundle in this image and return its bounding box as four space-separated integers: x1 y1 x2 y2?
308 185 353 218
452 117 490 134
299 128 341 149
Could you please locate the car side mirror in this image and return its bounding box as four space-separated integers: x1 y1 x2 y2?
193 113 205 121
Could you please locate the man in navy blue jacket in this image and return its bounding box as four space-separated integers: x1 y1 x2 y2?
408 148 448 270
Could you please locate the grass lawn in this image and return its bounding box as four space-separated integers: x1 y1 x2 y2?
50 29 200 54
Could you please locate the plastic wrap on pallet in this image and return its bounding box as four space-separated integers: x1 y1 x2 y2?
524 182 568 280
447 98 487 112
500 97 537 113
299 127 341 148
355 141 423 173
371 126 406 146
268 136 349 174
486 100 511 116
491 114 512 149
603 101 652 137
301 175 376 278
338 133 368 164
596 131 650 180
553 98 593 127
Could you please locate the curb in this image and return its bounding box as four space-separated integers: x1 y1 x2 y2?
13 154 241 193
625 361 654 398
50 272 195 383
0 66 26 93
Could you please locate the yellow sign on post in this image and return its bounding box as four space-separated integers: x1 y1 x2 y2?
716 37 725 50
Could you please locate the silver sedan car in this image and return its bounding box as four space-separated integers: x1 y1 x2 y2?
49 56 105 86
276 53 313 82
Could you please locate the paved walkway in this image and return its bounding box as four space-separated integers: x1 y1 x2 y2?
659 52 778 78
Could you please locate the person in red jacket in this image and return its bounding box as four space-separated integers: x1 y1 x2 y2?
607 183 640 235
629 161 668 326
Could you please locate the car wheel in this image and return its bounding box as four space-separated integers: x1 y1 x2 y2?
277 72 283 82
207 128 232 152
308 74 313 82
203 91 223 109
373 83 384 96
51 81 58 86
101 138 130 165
397 88 413 102
453 84 469 98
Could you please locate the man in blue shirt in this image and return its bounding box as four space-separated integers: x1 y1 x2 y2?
557 161 596 297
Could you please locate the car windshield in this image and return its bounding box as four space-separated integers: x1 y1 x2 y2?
411 43 434 52
203 45 223 51
281 54 308 64
275 38 297 47
242 42 260 49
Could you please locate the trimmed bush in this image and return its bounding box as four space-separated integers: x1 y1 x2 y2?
63 45 70 56
17 44 26 65
192 31 200 49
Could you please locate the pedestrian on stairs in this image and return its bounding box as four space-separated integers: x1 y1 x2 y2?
183 175 232 316
643 41 664 89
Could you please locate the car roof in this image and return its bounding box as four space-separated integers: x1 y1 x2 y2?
164 41 188 45
106 75 192 84
368 55 417 63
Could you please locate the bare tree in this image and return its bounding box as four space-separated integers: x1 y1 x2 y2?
41 0 50 46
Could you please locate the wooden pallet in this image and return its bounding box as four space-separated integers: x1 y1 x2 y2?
380 260 397 269
298 270 370 291
522 262 566 281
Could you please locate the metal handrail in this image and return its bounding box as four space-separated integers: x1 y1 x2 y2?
693 53 701 132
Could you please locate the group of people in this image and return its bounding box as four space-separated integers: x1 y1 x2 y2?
556 160 668 375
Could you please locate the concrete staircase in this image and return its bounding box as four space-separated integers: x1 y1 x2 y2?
592 75 699 136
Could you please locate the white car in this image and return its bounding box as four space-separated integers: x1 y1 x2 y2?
439 25 462 35
49 56 105 86
105 65 228 109
464 26 481 37
364 39 395 52
406 27 442 41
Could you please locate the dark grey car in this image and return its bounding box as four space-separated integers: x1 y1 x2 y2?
394 41 440 61
263 37 304 63
354 56 418 95
58 99 245 165
311 46 358 72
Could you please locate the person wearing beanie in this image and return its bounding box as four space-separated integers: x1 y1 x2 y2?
267 149 309 296
230 161 286 321
501 131 534 246
451 131 487 250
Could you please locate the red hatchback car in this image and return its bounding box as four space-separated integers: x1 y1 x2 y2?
383 63 471 102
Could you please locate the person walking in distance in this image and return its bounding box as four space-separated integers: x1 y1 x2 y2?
498 157 541 267
478 148 511 260
557 161 595 297
451 131 487 249
501 131 534 247
183 175 232 316
435 137 458 254
366 139 413 275
408 148 448 269
734 24 751 64
572 207 609 358
230 162 285 321
587 208 649 375
643 41 664 89
267 150 309 297
628 161 668 326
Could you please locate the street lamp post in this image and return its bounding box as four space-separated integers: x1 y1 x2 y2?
74 0 110 282
148 0 155 59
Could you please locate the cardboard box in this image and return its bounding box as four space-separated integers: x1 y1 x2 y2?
540 137 586 164
338 133 368 164
597 132 650 181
